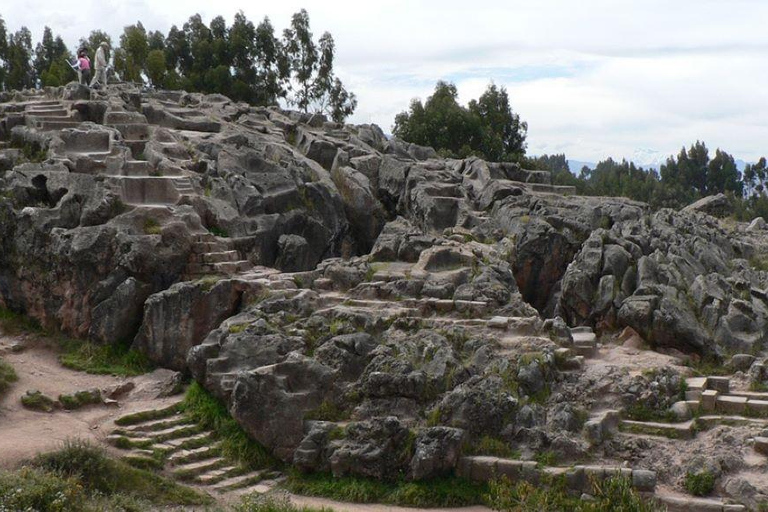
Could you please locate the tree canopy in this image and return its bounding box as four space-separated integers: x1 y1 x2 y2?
393 81 527 161
0 11 357 121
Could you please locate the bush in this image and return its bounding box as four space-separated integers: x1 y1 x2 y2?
0 357 18 396
0 306 43 335
0 467 86 512
21 390 56 412
33 440 211 506
684 470 715 496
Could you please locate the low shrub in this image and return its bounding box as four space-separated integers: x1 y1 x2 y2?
684 469 715 496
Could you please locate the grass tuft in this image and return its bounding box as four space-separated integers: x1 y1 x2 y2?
684 470 715 496
59 339 153 376
0 307 43 335
143 218 162 235
0 357 18 396
486 475 663 511
0 439 212 511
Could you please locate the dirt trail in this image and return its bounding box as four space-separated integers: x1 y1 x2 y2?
290 495 492 512
0 334 181 469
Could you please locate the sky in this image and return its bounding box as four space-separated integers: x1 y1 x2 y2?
3 0 768 165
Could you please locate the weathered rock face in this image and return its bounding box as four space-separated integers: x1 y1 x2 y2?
558 208 768 356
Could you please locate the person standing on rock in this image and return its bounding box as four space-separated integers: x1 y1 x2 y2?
77 50 91 85
89 42 109 88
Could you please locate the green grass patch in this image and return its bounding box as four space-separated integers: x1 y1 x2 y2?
59 339 153 376
0 306 43 335
181 381 277 470
284 472 486 508
58 389 102 410
0 357 18 396
21 390 56 412
0 440 212 511
467 435 519 459
143 217 162 235
486 475 664 511
623 404 677 423
115 402 183 426
684 469 715 496
533 450 558 467
209 226 229 238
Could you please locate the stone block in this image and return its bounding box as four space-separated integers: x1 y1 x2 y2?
747 399 768 416
717 395 747 414
700 390 718 412
495 459 523 481
708 376 730 394
631 469 656 492
754 436 768 456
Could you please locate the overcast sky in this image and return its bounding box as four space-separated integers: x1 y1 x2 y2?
4 0 768 164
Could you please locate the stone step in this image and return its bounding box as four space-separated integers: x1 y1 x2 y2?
104 112 148 125
201 251 240 264
26 108 68 117
167 444 222 465
457 456 656 493
619 419 696 439
196 465 242 485
29 119 82 131
114 402 185 426
173 456 228 478
654 493 745 512
210 471 264 492
193 241 229 253
106 434 153 448
120 160 154 176
754 436 768 456
123 415 192 433
156 431 215 450
213 261 252 274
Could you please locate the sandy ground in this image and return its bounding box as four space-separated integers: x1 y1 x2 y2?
0 333 183 469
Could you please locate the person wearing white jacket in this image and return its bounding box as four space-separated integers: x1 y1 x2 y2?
89 42 109 88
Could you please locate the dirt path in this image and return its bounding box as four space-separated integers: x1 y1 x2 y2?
0 333 181 469
290 495 492 512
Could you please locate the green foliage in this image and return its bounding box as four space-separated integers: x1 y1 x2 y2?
21 390 56 412
684 470 715 496
181 381 277 469
209 225 229 237
467 435 519 459
59 339 153 376
29 440 211 507
285 472 486 508
0 356 18 396
0 467 87 512
393 81 527 162
623 403 676 423
143 217 162 235
34 26 75 86
58 389 102 410
0 307 43 335
486 475 663 512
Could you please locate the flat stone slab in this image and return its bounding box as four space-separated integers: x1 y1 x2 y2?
717 395 747 414
708 376 730 394
755 436 768 456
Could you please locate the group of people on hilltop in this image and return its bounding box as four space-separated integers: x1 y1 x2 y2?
71 42 110 88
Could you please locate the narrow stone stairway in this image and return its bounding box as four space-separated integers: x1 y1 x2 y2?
107 402 281 498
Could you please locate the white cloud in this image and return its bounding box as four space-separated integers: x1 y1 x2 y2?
3 0 768 162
